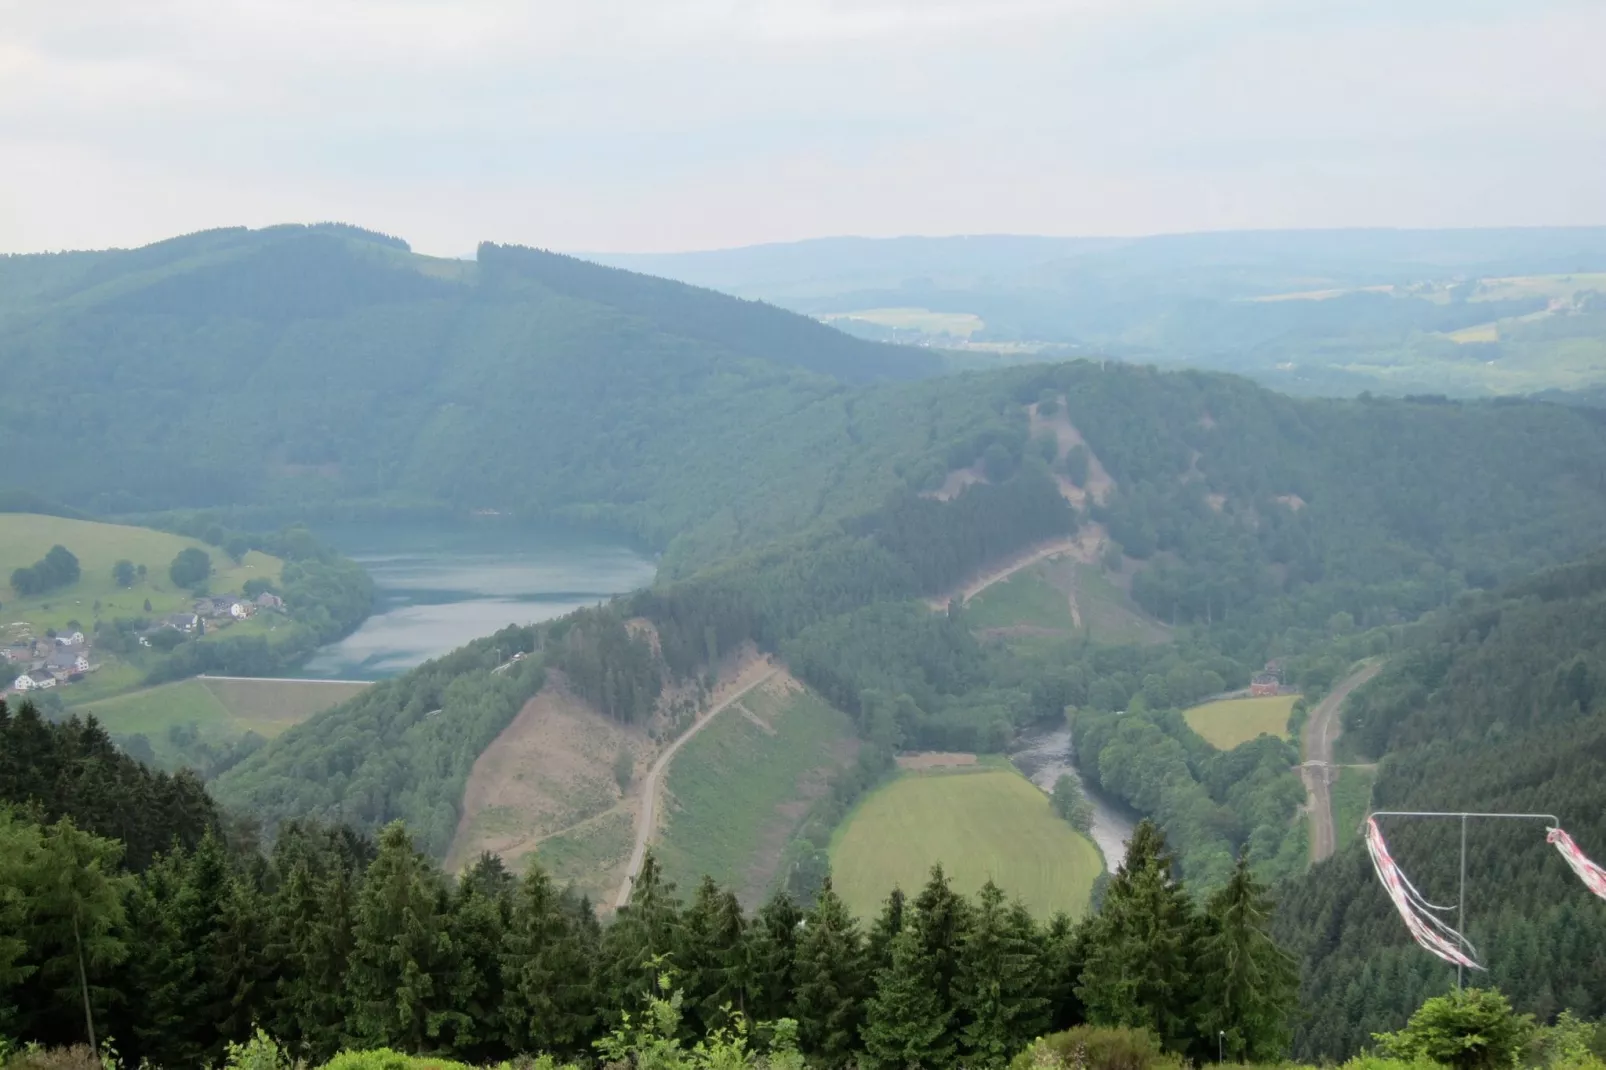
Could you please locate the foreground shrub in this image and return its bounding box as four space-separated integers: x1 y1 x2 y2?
1374 989 1534 1070
1009 1026 1183 1070
0 1046 100 1070
320 1051 478 1070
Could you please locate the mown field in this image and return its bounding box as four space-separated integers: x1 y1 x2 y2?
656 682 857 903
0 513 283 635
75 677 368 771
829 764 1101 920
1183 694 1296 750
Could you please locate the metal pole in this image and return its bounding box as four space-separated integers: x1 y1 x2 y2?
1458 814 1467 990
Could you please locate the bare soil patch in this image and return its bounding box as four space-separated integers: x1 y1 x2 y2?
1027 398 1116 506
922 461 989 501
897 751 978 770
447 670 651 872
1276 494 1307 512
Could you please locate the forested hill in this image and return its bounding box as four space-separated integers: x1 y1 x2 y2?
0 224 948 570
1273 552 1606 1059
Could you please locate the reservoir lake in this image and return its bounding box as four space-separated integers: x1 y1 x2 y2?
299 521 658 680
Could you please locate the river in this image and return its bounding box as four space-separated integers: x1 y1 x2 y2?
297 520 658 680
1011 723 1137 871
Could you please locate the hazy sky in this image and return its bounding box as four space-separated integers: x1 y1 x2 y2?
3 0 1603 256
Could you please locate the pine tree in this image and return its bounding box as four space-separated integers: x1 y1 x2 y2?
1040 911 1087 1032
747 890 802 1022
501 862 598 1055
792 878 867 1067
440 857 512 1061
912 864 971 1053
267 859 354 1062
600 852 681 1019
861 927 954 1070
346 822 461 1051
954 882 1050 1068
865 886 906 978
1076 821 1201 1052
675 877 749 1034
1194 854 1297 1063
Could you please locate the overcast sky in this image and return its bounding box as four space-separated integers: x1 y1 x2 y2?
2 0 1603 256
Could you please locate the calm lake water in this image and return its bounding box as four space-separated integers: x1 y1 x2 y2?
298 521 658 680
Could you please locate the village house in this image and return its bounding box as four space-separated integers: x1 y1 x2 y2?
45 648 91 676
13 668 56 691
165 612 200 633
255 592 284 610
53 630 86 646
1249 671 1282 697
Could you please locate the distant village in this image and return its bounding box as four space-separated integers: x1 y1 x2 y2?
6 590 285 695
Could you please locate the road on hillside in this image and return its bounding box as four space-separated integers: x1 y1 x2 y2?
1301 661 1384 863
924 536 1082 610
613 662 778 909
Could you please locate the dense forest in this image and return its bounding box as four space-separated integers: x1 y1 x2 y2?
1273 552 1606 1060
5 712 1299 1069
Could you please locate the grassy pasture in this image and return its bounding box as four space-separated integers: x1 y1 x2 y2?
0 513 282 636
829 765 1101 920
657 684 857 902
1472 273 1606 302
1446 322 1500 344
820 307 985 338
75 676 367 770
1074 564 1170 645
534 810 635 905
1182 695 1297 750
964 567 1076 632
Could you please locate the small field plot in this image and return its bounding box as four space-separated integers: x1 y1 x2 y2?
829 766 1101 920
964 566 1076 632
658 682 858 904
1183 695 1296 751
77 677 361 771
820 308 985 338
1330 766 1377 856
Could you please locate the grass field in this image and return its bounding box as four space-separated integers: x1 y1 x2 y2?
535 810 635 905
829 766 1101 920
820 307 985 338
0 513 283 637
1330 765 1377 855
1183 695 1296 750
964 567 1077 632
75 677 367 770
1074 564 1170 645
1446 322 1500 344
657 683 857 902
1472 273 1606 302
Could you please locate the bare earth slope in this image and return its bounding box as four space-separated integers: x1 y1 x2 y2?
1300 661 1384 863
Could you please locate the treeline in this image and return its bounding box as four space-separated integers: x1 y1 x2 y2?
3 742 1300 1070
1272 550 1606 1060
9 544 79 596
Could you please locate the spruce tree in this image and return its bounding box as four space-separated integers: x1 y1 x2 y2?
440 859 512 1061
675 877 749 1033
912 864 971 1053
600 852 680 1018
865 886 906 978
346 822 461 1051
861 927 954 1070
792 878 866 1067
501 861 598 1055
747 890 802 1022
954 882 1050 1068
1194 854 1297 1063
1076 820 1200 1052
267 859 354 1062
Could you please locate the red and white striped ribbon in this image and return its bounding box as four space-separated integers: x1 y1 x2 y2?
1547 827 1606 901
1365 817 1482 970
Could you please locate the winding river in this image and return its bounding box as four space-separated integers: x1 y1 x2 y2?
1011 723 1137 871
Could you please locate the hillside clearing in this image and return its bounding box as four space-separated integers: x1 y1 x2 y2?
1330 765 1377 856
657 678 857 904
965 557 1169 647
0 513 282 636
829 766 1101 920
1183 695 1296 750
819 308 985 337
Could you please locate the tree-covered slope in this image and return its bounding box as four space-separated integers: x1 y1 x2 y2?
1272 553 1606 1060
0 224 955 572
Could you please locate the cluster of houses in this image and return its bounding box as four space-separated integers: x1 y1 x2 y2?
7 630 94 692
5 591 287 695
142 590 286 643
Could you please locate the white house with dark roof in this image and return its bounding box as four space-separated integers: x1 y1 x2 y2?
13 669 56 691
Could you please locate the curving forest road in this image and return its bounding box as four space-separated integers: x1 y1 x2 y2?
1300 660 1383 863
613 660 778 909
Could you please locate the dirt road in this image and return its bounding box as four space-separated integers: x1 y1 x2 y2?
924 536 1086 610
1301 660 1383 863
613 660 778 909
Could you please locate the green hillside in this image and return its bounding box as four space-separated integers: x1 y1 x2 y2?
0 225 973 575
1272 551 1606 1060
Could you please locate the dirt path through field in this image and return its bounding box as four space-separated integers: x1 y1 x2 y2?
613 658 779 909
1301 661 1383 863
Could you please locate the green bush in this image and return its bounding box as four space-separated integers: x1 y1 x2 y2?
1009 1027 1182 1070
0 1046 100 1070
319 1051 477 1070
1374 989 1534 1070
